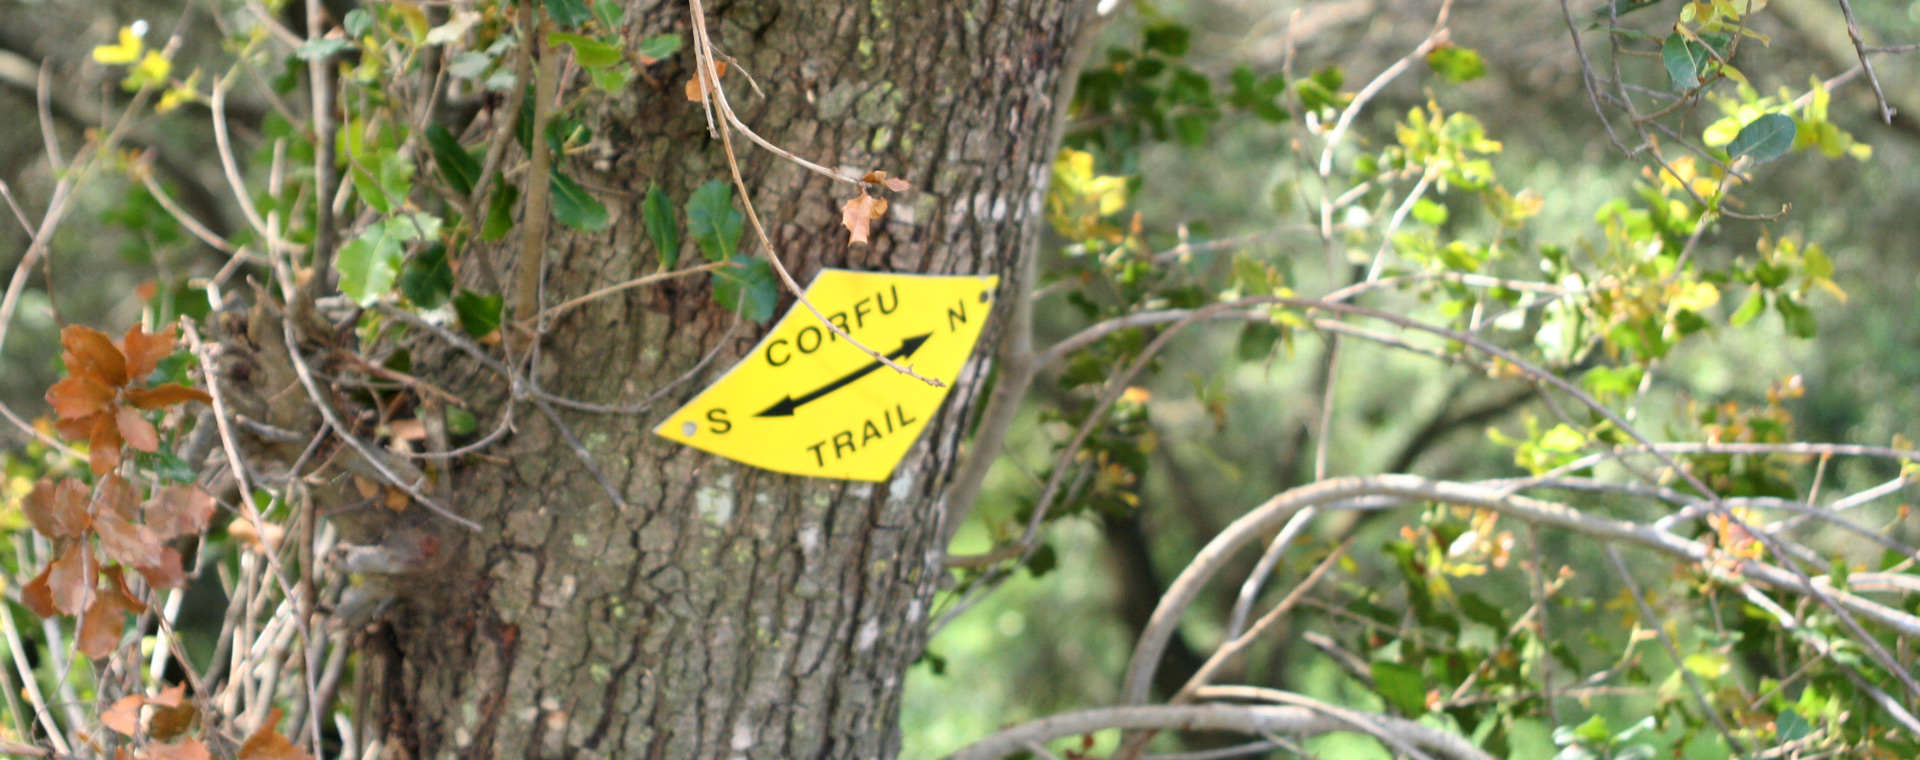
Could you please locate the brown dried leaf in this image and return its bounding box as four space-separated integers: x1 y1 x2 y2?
238 707 313 760
147 699 197 741
100 566 147 614
150 682 187 708
97 511 164 569
47 375 114 421
122 323 178 381
840 191 888 246
100 474 140 519
382 486 411 512
143 737 212 760
25 477 91 539
390 418 427 442
61 324 129 387
21 561 58 618
89 413 125 476
135 547 188 590
859 170 912 192
683 60 727 102
102 694 144 736
78 596 125 659
126 383 212 410
48 541 94 616
146 485 217 539
117 407 159 452
228 520 284 554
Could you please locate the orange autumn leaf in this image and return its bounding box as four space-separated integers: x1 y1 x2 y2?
860 169 912 193
147 699 197 741
126 384 212 410
47 375 115 421
61 325 128 387
102 694 145 736
150 682 187 708
25 477 92 539
135 547 189 590
96 510 164 569
143 738 212 760
122 323 177 381
78 595 126 659
239 708 313 760
117 407 159 452
840 190 888 246
20 561 58 618
47 541 94 616
683 60 727 102
145 484 216 539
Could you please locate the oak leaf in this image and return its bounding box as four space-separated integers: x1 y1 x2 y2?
840 190 888 246
239 708 313 760
96 511 163 569
102 694 145 736
684 60 727 102
78 596 126 659
134 547 188 590
25 478 92 539
47 541 95 616
20 561 58 618
145 484 216 539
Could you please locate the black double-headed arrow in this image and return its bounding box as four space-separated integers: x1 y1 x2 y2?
756 333 931 417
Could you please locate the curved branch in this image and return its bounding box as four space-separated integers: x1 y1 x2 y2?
942 701 1492 760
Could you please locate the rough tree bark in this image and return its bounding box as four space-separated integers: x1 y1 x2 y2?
243 2 1094 758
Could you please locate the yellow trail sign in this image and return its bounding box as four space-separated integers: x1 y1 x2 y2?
652 269 1000 481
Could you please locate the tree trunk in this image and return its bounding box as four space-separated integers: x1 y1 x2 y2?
370 2 1089 757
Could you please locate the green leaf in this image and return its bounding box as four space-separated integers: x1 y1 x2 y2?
1728 113 1796 164
549 170 610 232
586 65 632 92
642 185 680 270
636 33 682 62
592 1 623 29
1426 45 1486 83
1662 34 1709 91
1412 198 1449 226
1142 23 1190 56
343 9 374 38
338 219 418 305
400 244 454 308
686 179 744 262
548 32 622 68
482 175 519 240
1683 651 1729 680
542 0 592 28
453 290 504 338
710 256 777 323
1775 295 1817 338
1370 661 1428 715
445 406 479 436
426 124 481 196
1776 709 1810 742
295 38 352 61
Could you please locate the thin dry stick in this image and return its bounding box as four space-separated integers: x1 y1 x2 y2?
540 261 726 321
685 0 943 388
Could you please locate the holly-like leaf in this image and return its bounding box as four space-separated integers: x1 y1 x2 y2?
642 185 680 270
1728 113 1796 165
239 707 314 760
550 170 610 232
102 694 145 736
454 290 505 340
637 33 681 63
426 124 481 196
549 32 623 68
146 484 216 539
338 219 415 305
710 256 777 324
686 180 743 262
483 175 519 240
401 244 455 308
840 191 889 245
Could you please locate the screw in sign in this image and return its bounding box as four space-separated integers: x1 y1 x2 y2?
652 269 1000 481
